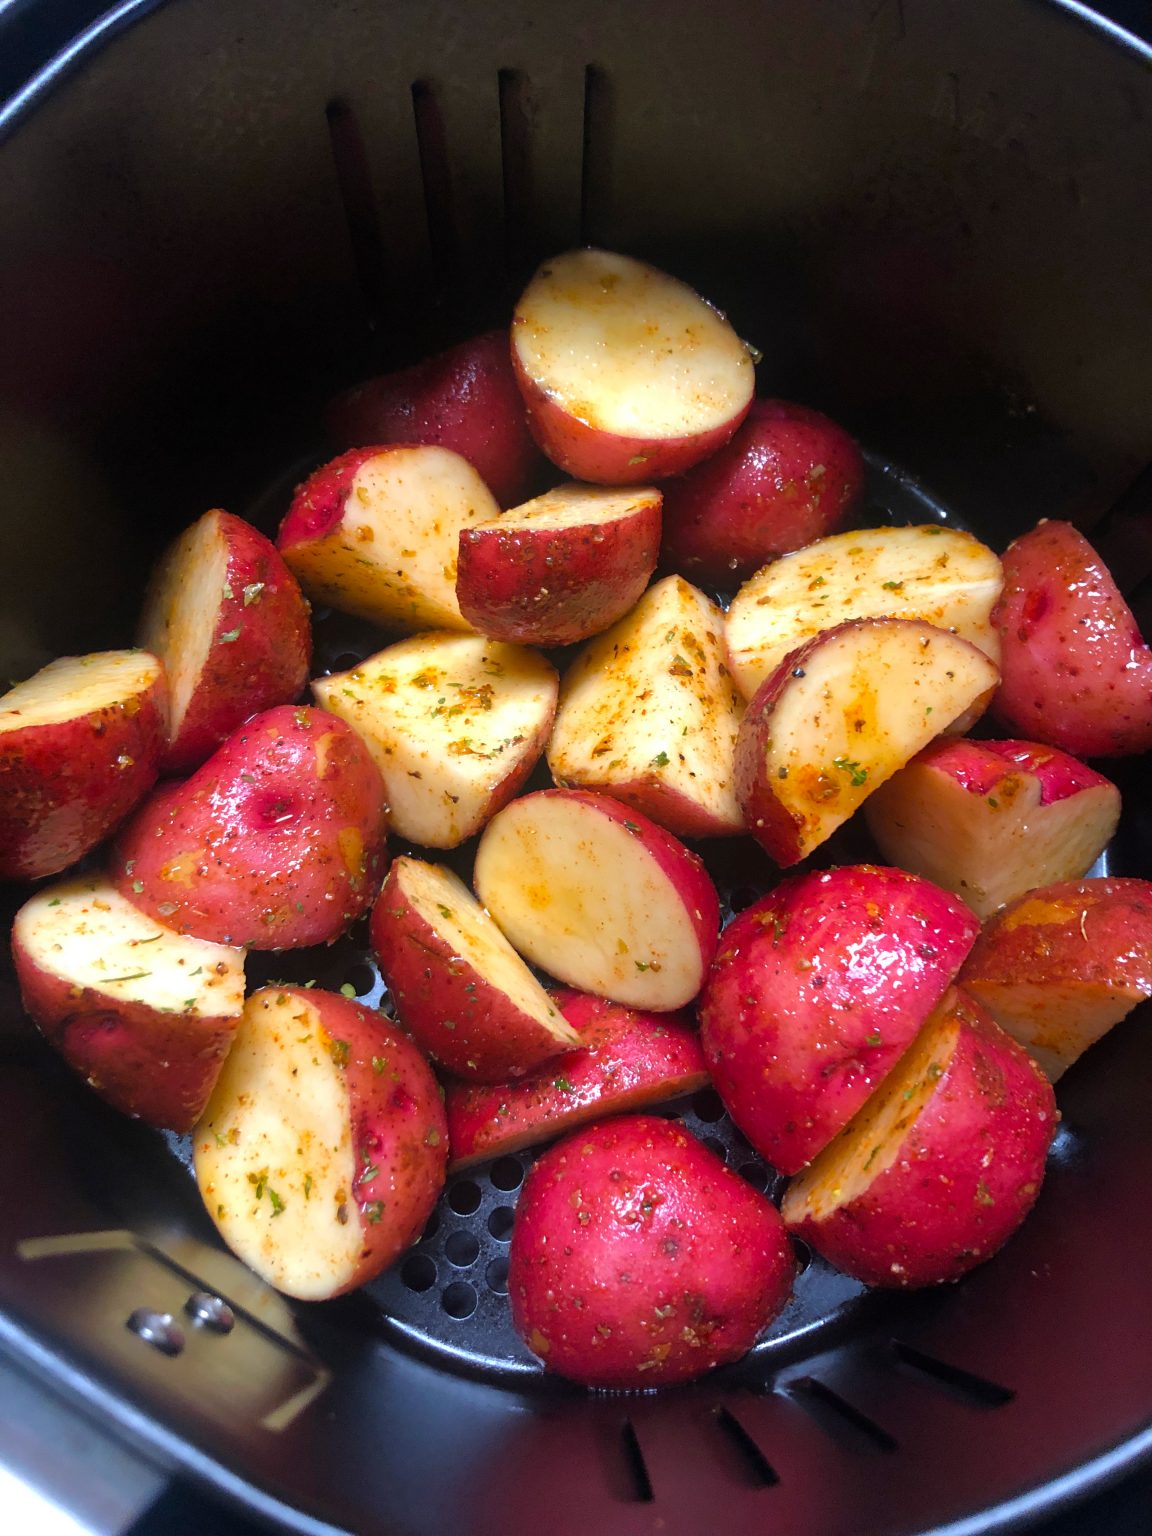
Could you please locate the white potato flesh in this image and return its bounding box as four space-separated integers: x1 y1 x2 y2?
0 650 163 733
781 1007 960 1224
194 990 362 1300
494 482 661 530
15 875 244 1016
513 249 754 439
963 980 1139 1082
474 796 707 1009
289 447 498 631
313 633 557 848
137 513 228 736
548 575 744 833
746 620 999 861
390 859 573 1041
725 525 1003 701
865 768 1119 920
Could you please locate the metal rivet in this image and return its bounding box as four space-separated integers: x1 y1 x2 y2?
126 1308 185 1356
184 1292 235 1333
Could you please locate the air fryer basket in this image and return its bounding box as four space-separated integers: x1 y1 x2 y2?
1 2 1152 1533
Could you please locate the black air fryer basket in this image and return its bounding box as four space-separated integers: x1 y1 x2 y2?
2 2 1152 1532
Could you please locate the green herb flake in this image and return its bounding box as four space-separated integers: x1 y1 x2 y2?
865 1030 883 1046
213 1129 228 1149
635 960 651 972
881 579 904 592
650 750 670 768
832 756 869 787
363 1200 385 1224
425 1128 441 1147
131 881 144 894
987 796 999 808
360 1160 379 1184
372 1055 387 1075
437 904 454 919
553 1077 576 1093
102 970 151 984
329 1038 350 1068
242 582 266 606
219 628 241 644
976 1181 995 1207
339 982 357 998
268 1187 286 1217
304 1174 313 1200
622 820 642 835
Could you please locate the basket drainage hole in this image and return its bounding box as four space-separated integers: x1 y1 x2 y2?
442 1281 478 1319
489 1155 524 1191
401 1253 437 1293
342 961 377 996
448 1180 482 1215
331 651 363 672
701 1136 727 1161
488 1205 515 1242
486 1257 509 1295
445 1230 480 1267
738 1161 769 1192
791 1237 812 1274
692 1088 726 1123
421 1208 441 1243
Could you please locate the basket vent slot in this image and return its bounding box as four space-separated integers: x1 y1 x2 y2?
411 78 458 286
580 64 614 247
498 68 536 280
890 1341 1015 1407
713 1405 779 1487
784 1377 897 1454
325 98 390 334
620 1417 655 1502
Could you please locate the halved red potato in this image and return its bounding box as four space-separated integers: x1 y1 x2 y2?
959 878 1152 1080
724 525 1003 702
112 705 387 949
0 649 167 881
313 632 557 850
700 865 980 1175
991 519 1152 756
509 1114 794 1388
12 874 245 1132
736 618 1000 866
455 482 662 647
511 249 755 484
865 738 1120 919
277 445 498 632
445 990 709 1170
370 857 578 1081
782 988 1057 1288
474 789 720 1011
547 574 745 838
138 508 311 774
660 398 865 586
193 986 447 1300
325 330 546 507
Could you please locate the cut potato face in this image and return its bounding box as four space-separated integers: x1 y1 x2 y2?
195 990 362 1299
0 649 163 731
735 618 1000 866
725 525 1003 701
473 790 719 1010
314 632 557 849
278 445 498 632
548 574 745 837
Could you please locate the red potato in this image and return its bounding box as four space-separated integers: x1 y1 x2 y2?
960 878 1152 1080
474 790 720 1011
725 524 1003 702
991 518 1152 756
511 249 755 484
0 649 166 881
865 738 1120 919
138 508 311 774
277 445 499 632
445 990 710 1170
325 330 546 507
371 857 578 1081
112 705 388 949
509 1114 794 1388
11 875 245 1132
700 866 980 1175
547 574 745 838
660 398 865 586
455 482 662 647
313 632 557 850
194 986 447 1300
736 618 1000 867
782 987 1057 1288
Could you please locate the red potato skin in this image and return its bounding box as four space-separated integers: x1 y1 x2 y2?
295 988 448 1282
455 499 662 646
325 331 546 508
700 866 980 1175
660 399 865 586
370 863 568 1082
907 736 1114 803
0 665 166 882
112 706 388 948
573 774 740 843
991 519 1152 756
13 950 238 1133
511 346 751 486
786 993 1057 1288
509 1115 794 1387
445 990 709 1170
276 446 386 550
153 512 312 774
